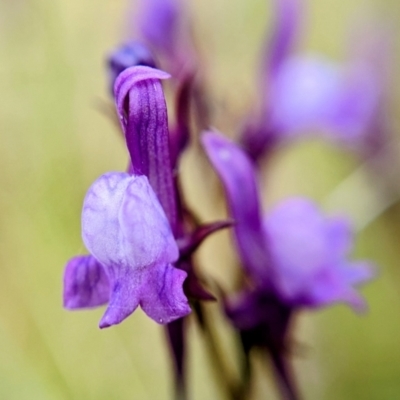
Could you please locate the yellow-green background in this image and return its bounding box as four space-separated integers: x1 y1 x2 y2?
0 0 399 399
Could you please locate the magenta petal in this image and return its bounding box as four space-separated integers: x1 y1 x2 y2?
202 131 270 282
140 263 190 324
63 255 109 309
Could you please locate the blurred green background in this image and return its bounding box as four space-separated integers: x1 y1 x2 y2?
0 0 399 399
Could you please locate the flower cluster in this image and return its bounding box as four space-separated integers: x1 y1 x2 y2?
63 0 383 399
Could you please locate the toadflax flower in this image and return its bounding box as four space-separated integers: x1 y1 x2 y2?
203 130 374 311
63 66 193 328
202 130 375 398
64 172 190 328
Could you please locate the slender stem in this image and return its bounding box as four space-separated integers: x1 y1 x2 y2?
270 350 299 400
194 302 239 400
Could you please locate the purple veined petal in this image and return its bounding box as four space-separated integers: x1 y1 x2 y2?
99 263 190 328
63 255 109 309
140 262 190 323
82 172 189 327
114 66 178 233
264 0 303 79
202 131 270 282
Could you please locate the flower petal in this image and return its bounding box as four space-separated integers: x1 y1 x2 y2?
99 263 190 328
63 255 109 309
202 131 270 282
82 173 178 269
114 65 178 232
140 263 190 323
82 172 186 327
264 198 375 310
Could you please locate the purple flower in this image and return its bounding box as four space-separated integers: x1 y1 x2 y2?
202 131 374 310
265 198 374 309
241 0 380 161
203 130 375 398
268 55 379 145
64 67 193 327
64 172 190 328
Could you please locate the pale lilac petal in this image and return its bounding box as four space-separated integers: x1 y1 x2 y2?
81 172 187 327
82 172 178 268
63 255 109 309
114 66 178 232
202 131 270 282
140 263 190 324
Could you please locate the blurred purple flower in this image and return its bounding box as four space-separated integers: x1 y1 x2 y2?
268 56 379 145
203 130 375 398
241 0 380 161
202 131 374 310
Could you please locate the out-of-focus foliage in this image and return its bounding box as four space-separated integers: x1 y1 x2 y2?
0 0 399 399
